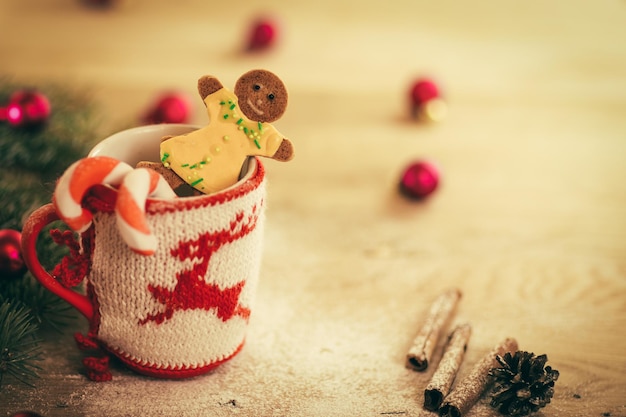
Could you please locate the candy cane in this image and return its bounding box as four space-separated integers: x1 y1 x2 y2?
54 156 134 233
115 167 177 256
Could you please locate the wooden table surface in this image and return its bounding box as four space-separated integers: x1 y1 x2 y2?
1 1 625 416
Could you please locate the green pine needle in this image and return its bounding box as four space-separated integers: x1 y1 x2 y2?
0 300 43 388
0 273 76 332
0 170 52 230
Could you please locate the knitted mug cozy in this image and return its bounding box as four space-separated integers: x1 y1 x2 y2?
22 158 266 381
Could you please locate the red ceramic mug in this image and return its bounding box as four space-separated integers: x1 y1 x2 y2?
21 124 266 380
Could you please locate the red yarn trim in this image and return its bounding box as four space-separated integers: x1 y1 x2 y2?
74 304 111 382
75 332 99 351
83 356 112 382
86 281 103 340
83 185 116 213
50 229 92 288
103 340 245 379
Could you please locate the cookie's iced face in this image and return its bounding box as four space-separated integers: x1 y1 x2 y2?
234 70 287 123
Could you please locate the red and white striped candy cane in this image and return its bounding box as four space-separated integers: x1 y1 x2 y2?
54 156 134 233
115 167 177 256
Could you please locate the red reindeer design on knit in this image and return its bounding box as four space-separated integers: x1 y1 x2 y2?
139 208 259 326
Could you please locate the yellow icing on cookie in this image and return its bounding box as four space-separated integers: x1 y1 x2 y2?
160 88 283 194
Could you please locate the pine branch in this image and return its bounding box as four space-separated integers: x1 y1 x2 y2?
0 170 51 230
0 301 43 388
0 273 76 332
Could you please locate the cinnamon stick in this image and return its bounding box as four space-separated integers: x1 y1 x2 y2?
406 288 462 371
423 323 472 411
439 337 519 417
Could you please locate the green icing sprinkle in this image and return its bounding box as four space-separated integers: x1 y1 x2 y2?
161 153 169 162
181 163 189 167
191 178 204 187
216 99 267 149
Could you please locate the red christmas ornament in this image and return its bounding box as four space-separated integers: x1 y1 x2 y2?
399 160 440 200
408 78 447 122
246 18 278 51
0 229 26 279
142 93 191 125
0 90 51 128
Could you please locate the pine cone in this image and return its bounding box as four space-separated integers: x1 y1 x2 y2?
488 351 559 416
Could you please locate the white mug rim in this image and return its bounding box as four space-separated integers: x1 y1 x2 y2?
86 124 258 199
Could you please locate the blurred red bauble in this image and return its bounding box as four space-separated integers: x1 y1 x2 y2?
246 18 278 51
408 78 447 122
143 93 191 124
0 229 26 279
410 78 439 104
0 90 51 128
399 160 440 200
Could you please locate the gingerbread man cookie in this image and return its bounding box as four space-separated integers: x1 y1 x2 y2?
140 70 294 196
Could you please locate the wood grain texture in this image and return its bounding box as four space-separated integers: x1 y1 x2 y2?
1 0 625 416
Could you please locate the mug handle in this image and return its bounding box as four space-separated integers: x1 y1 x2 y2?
21 203 94 321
